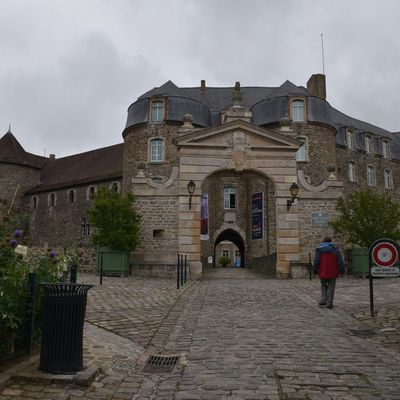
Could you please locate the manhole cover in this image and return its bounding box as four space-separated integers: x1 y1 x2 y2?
142 355 180 373
350 328 377 338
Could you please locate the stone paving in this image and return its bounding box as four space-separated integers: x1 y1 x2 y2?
0 269 399 399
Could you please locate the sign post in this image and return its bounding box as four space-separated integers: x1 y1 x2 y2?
368 238 400 317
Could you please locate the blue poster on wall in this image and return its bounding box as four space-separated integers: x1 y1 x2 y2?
252 192 264 240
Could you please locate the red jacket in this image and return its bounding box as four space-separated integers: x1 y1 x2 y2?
314 243 345 279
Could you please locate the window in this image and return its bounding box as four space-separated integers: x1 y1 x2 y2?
151 100 165 123
384 169 393 190
222 249 230 258
81 217 91 236
365 135 374 155
382 140 390 159
150 138 164 162
87 186 96 200
110 182 120 193
346 130 354 149
348 161 357 182
367 165 375 186
48 193 56 206
224 187 236 209
153 229 165 238
31 196 39 209
68 189 76 203
291 100 305 122
296 141 307 161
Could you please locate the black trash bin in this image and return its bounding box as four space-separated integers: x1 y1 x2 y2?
39 283 93 374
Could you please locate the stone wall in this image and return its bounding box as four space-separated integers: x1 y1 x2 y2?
293 123 337 185
28 179 121 248
297 198 340 263
0 164 40 211
123 123 180 192
132 196 178 264
336 145 400 200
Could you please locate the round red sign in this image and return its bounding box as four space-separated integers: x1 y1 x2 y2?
371 242 398 267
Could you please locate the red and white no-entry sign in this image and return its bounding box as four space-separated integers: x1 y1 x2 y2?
371 241 398 267
369 238 400 317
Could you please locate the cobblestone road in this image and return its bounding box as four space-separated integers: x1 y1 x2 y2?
1 269 399 399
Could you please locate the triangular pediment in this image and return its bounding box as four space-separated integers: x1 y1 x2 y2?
174 119 301 151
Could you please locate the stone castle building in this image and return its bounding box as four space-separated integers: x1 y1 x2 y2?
1 73 399 277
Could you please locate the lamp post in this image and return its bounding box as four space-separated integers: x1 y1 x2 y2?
287 182 299 211
187 180 196 210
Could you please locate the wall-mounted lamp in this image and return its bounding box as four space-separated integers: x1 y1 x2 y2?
187 180 196 210
287 182 299 212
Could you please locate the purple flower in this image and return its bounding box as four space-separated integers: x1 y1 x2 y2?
14 229 23 238
10 239 17 248
49 250 57 258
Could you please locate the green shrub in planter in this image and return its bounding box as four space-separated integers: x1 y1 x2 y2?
219 256 231 268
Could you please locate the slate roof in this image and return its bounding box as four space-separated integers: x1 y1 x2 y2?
27 143 123 193
128 79 400 159
0 130 47 168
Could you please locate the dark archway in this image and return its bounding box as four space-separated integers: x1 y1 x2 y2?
214 229 246 268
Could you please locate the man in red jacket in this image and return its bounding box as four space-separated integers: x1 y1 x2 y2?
313 236 345 309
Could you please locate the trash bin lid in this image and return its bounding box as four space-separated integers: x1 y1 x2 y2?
40 283 94 296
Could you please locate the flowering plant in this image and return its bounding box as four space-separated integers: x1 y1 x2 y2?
0 205 60 357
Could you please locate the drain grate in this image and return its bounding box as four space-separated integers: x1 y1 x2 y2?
350 328 377 338
142 355 180 373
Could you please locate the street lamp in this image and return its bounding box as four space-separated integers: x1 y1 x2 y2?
187 180 196 210
287 182 299 212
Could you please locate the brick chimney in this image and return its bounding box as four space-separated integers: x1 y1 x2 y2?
307 74 326 100
200 79 206 93
49 154 56 160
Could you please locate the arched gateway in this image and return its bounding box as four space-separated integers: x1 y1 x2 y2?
174 117 301 278
214 228 246 269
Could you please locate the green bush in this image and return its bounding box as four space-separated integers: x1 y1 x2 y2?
219 256 231 267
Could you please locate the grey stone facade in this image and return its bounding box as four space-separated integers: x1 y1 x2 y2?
2 73 400 277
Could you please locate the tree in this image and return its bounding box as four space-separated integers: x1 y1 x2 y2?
329 190 400 248
87 187 141 252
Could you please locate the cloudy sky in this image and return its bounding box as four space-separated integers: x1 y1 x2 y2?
1 0 399 158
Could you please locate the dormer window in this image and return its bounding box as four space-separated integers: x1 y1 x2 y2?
382 140 390 159
346 129 355 149
291 99 305 122
149 138 164 162
365 135 374 155
150 100 165 124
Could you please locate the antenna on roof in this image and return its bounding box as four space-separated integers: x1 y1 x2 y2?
7 123 11 133
320 33 325 75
